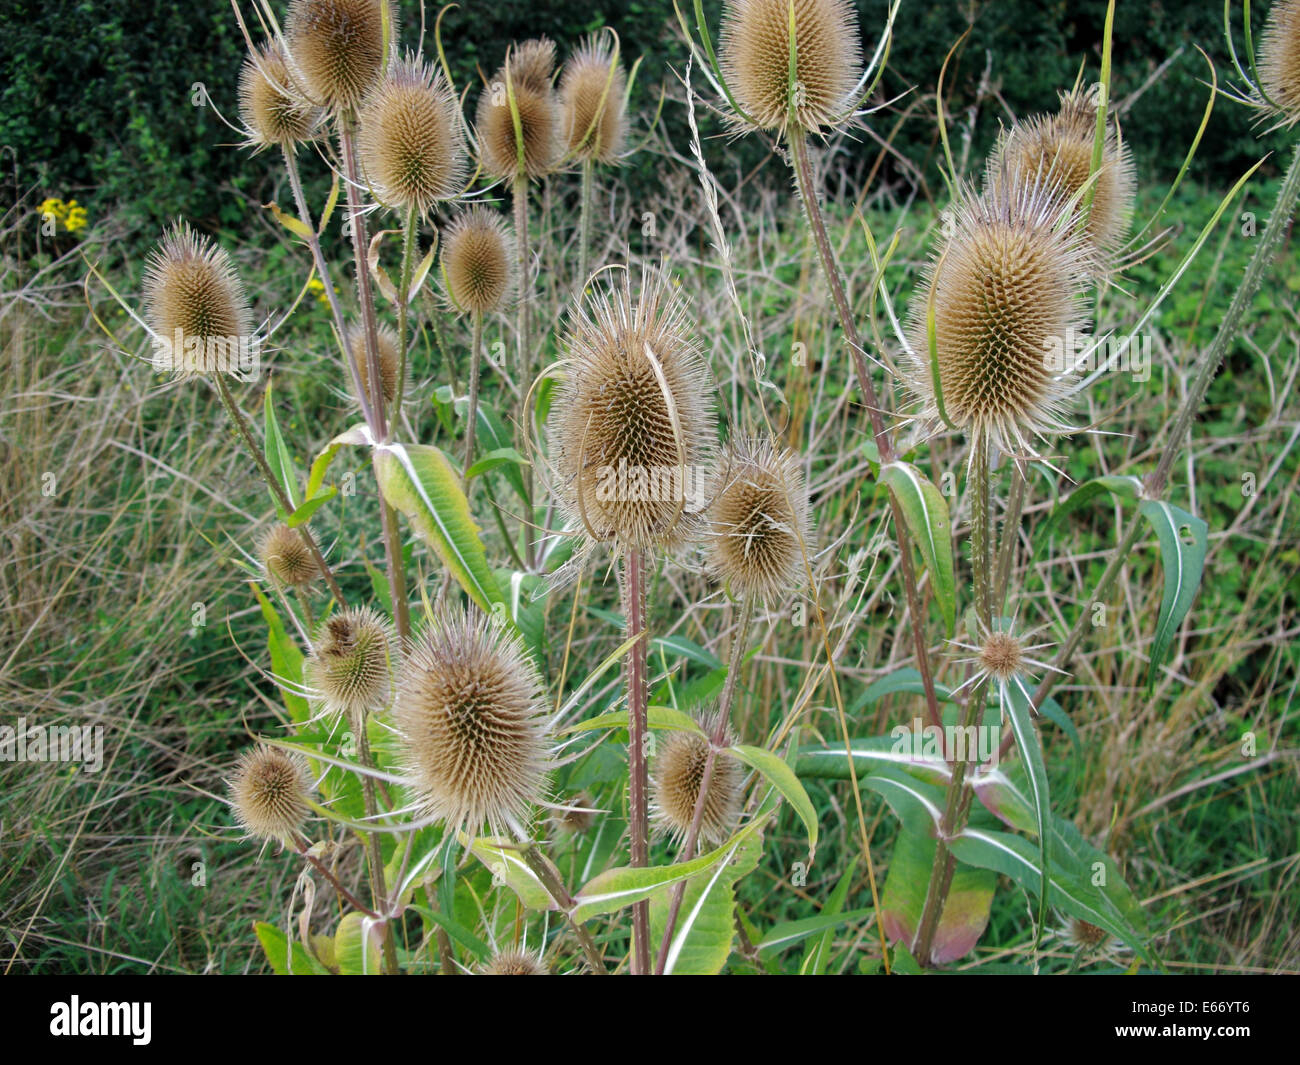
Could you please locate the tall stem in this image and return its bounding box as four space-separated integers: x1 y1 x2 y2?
356 722 399 975
513 175 537 566
577 158 594 295
622 546 651 974
520 843 607 973
394 202 419 428
464 311 484 476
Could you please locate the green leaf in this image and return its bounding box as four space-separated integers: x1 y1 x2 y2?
473 404 527 502
1036 475 1142 549
730 743 818 856
796 734 951 787
1137 500 1208 690
263 379 299 515
374 442 503 615
251 585 309 726
286 485 337 528
467 838 557 912
334 912 383 975
798 857 858 974
880 462 956 635
465 446 528 482
254 921 328 975
1000 679 1051 950
306 424 368 500
756 908 873 961
564 704 706 736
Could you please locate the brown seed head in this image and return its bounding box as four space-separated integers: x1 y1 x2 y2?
480 949 549 975
978 630 1026 683
143 222 253 375
394 607 550 836
1259 0 1300 126
239 42 321 148
305 605 397 724
259 522 318 587
358 56 466 212
285 0 397 115
908 181 1091 453
720 0 862 133
1065 917 1112 951
651 713 742 848
227 744 313 843
346 323 403 407
708 435 812 602
560 34 628 164
549 270 716 551
442 207 515 314
476 38 561 181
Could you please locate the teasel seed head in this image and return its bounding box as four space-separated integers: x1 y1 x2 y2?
907 180 1091 455
227 744 313 844
394 607 550 837
1258 0 1300 126
259 522 318 587
480 949 549 975
476 38 561 181
560 34 628 164
978 630 1027 683
651 712 742 848
357 55 466 213
708 435 813 602
988 90 1135 263
720 0 862 134
442 207 515 315
549 269 716 551
345 323 403 407
143 221 253 375
304 605 397 725
239 42 321 149
285 0 397 116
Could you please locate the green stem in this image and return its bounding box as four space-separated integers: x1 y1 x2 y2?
464 311 483 477
394 202 419 429
520 843 607 973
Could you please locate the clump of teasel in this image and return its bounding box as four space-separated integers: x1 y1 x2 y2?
394 607 550 837
476 38 562 181
480 949 549 975
719 0 862 134
560 33 628 165
345 323 403 407
442 207 515 315
650 712 742 848
285 0 397 116
1257 0 1300 126
907 179 1092 456
988 90 1135 263
357 55 466 213
239 41 321 149
227 744 314 844
258 522 319 587
143 221 253 374
549 269 716 551
304 606 397 725
708 435 813 602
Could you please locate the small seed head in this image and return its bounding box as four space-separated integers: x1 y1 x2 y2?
304 606 397 724
476 38 561 181
259 523 318 587
978 630 1026 682
650 714 742 848
239 42 321 148
346 323 402 407
285 0 397 115
227 744 313 843
480 949 549 974
442 207 515 315
560 34 628 164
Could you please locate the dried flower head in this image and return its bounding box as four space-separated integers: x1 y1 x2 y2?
305 606 397 724
989 90 1135 262
1258 0 1300 126
442 207 515 314
357 56 466 212
285 0 397 115
651 714 742 848
978 630 1026 683
259 522 318 587
227 744 313 843
549 270 716 551
907 181 1091 455
952 618 1062 704
143 222 253 375
560 34 628 164
476 38 561 181
346 323 402 407
480 949 549 975
708 435 812 601
394 607 550 837
239 42 321 148
720 0 862 133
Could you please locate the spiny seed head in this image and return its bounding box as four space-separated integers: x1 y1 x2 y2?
720 0 862 133
907 181 1091 454
651 713 742 848
442 207 515 314
476 38 561 181
1064 917 1112 951
285 0 397 115
346 323 402 407
978 630 1026 682
480 949 549 975
227 744 313 843
1258 0 1300 126
143 221 253 375
560 34 628 164
549 270 716 551
305 605 397 724
259 522 318 587
708 435 812 602
989 90 1135 262
239 42 321 149
394 607 550 837
357 56 466 212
